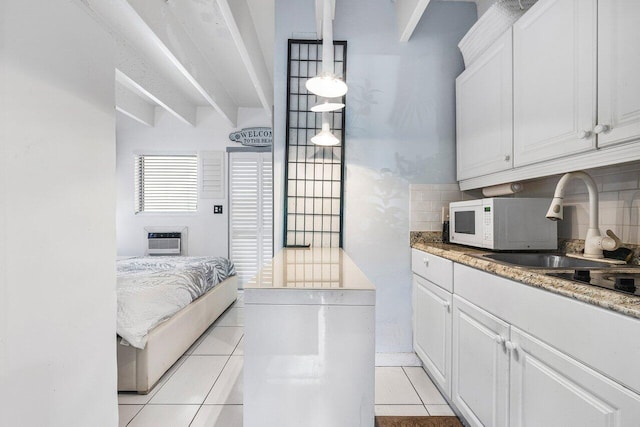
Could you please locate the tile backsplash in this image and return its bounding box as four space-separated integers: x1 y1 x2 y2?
409 183 464 231
410 162 640 246
518 163 640 246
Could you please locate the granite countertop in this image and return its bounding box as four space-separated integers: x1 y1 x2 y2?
411 240 640 320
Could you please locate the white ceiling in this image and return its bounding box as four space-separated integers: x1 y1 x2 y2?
80 0 274 127
80 0 483 128
168 0 262 107
246 0 275 81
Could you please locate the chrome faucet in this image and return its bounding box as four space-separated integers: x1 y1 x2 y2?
546 171 621 259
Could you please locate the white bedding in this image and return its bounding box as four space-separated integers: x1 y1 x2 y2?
116 256 235 349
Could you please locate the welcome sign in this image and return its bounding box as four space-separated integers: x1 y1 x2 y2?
229 127 272 147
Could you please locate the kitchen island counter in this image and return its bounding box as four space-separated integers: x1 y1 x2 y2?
244 247 376 427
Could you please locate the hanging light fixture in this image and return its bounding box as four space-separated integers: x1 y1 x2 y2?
310 0 345 146
306 0 347 99
310 98 345 113
311 112 340 146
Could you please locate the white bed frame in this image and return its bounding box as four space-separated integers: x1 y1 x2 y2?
117 275 238 394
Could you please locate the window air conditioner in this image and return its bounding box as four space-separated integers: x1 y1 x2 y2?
147 232 181 255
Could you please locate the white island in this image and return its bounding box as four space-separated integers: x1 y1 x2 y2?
243 247 376 427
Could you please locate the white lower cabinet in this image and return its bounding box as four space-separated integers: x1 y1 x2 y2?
412 252 640 427
452 295 640 427
452 296 509 427
509 328 640 427
413 275 452 397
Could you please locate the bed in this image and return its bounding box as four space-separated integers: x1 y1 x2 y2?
116 256 237 394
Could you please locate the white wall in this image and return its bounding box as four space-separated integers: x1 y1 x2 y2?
475 0 495 18
0 1 118 426
116 107 270 257
274 0 476 354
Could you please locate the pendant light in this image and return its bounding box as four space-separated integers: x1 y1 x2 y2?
310 98 345 113
311 112 340 146
309 0 345 146
306 0 347 99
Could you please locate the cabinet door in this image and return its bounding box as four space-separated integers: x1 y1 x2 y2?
452 296 510 427
596 0 640 148
411 249 453 292
456 29 513 181
513 0 597 167
413 275 452 397
509 327 640 427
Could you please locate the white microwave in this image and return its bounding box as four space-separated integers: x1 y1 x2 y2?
449 198 557 250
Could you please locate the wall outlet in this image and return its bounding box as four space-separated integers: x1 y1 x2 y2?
213 205 223 214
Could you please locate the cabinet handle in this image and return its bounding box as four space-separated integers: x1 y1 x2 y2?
593 124 610 134
441 301 450 311
505 341 518 352
423 258 429 267
495 335 505 345
578 130 591 139
504 154 511 162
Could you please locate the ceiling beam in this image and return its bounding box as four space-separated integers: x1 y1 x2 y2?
216 0 274 119
396 0 431 42
125 0 238 126
81 0 238 126
115 80 155 127
116 44 197 126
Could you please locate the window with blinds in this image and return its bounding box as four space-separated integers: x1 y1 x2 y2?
134 154 198 213
229 151 273 287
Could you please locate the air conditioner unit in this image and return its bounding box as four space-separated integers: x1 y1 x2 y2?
147 232 181 255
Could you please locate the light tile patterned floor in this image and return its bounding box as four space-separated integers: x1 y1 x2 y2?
118 292 455 426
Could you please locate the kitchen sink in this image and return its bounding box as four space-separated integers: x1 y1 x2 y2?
481 253 614 269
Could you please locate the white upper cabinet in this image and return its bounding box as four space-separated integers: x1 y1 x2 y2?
513 0 597 167
456 29 513 181
596 0 640 148
455 0 640 189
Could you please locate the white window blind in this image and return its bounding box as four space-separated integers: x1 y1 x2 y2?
229 152 273 287
135 154 198 213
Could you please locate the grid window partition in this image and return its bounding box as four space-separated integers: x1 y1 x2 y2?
284 39 347 248
135 154 198 213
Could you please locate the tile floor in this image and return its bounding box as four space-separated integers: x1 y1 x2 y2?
118 292 455 426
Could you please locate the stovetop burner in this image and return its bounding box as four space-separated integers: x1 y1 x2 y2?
548 271 640 296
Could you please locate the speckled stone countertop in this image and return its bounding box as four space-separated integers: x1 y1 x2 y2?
410 237 640 320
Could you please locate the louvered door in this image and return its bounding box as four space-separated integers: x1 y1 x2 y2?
229 152 273 287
